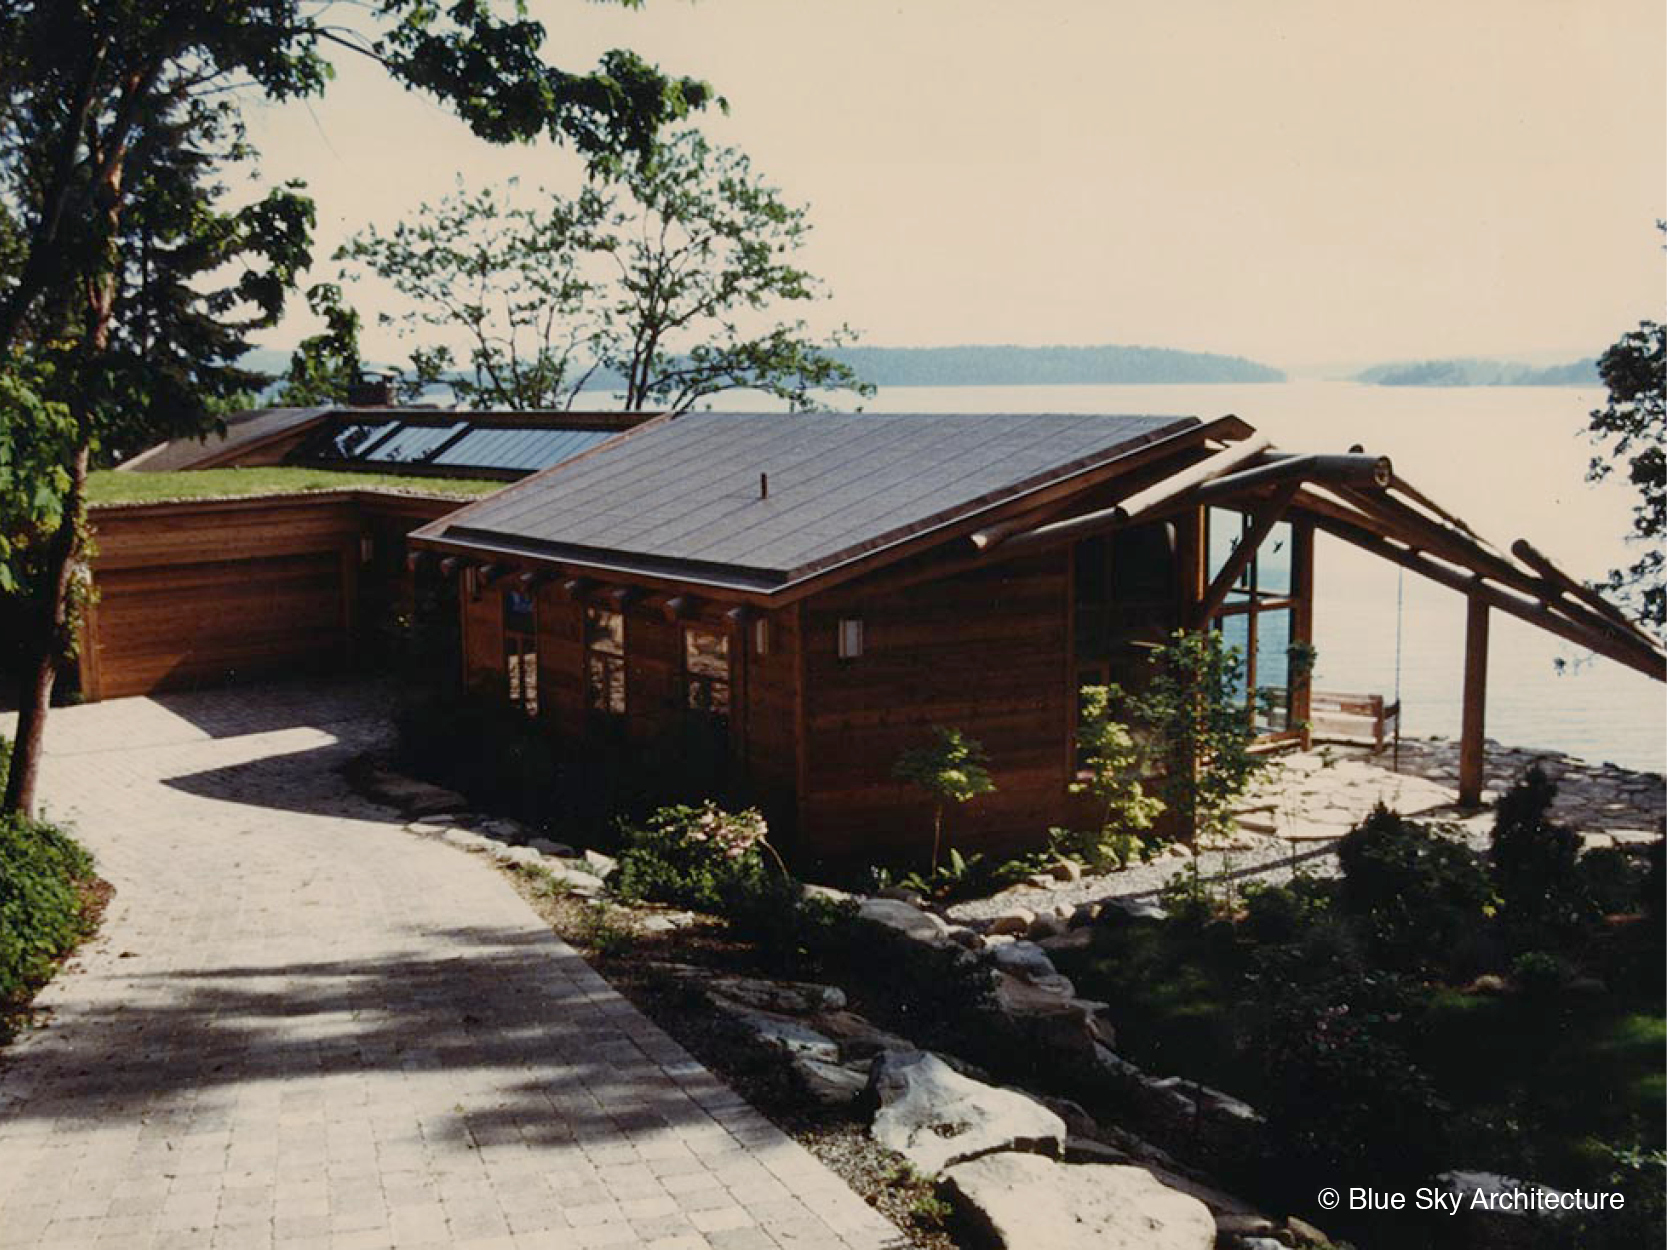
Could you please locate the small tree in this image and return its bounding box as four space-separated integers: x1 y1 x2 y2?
1126 629 1262 850
276 284 364 406
892 727 995 872
1070 685 1163 865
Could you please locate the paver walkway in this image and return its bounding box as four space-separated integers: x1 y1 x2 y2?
0 681 902 1250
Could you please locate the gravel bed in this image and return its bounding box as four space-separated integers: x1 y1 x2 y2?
945 833 1340 925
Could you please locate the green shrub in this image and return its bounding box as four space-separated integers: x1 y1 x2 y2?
0 814 96 1003
1336 805 1495 975
1491 766 1596 944
1239 876 1335 947
1578 846 1649 916
614 802 776 913
1510 949 1574 997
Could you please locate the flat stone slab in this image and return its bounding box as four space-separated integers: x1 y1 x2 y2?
942 1154 1216 1250
868 1050 1064 1176
0 679 902 1250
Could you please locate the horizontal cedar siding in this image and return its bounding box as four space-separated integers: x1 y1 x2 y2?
83 493 452 700
798 550 1072 866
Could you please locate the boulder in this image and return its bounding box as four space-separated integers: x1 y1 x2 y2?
800 882 857 906
492 844 544 867
941 1154 1215 1250
1025 873 1058 890
987 908 1036 937
583 849 619 879
1038 1095 1098 1138
1038 927 1095 953
991 973 1100 1059
549 867 606 896
706 975 846 1015
988 940 1060 983
946 924 985 950
1092 1042 1145 1080
528 838 577 857
441 828 493 852
476 818 525 843
810 1010 917 1062
867 1050 1065 1176
857 897 950 945
793 1056 870 1106
709 1000 841 1063
1026 912 1070 941
1062 1137 1130 1165
1050 857 1084 883
1102 896 1167 922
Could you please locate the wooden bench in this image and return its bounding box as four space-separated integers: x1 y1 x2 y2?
1310 689 1401 754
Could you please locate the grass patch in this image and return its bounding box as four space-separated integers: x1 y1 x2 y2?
88 466 504 507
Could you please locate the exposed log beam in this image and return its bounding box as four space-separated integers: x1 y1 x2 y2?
558 577 594 601
405 549 431 573
1334 485 1654 654
1459 594 1490 806
1192 482 1301 625
1511 539 1662 652
1390 475 1484 540
661 594 696 621
1300 503 1667 682
477 563 512 588
995 436 1274 557
1189 453 1392 507
437 556 459 577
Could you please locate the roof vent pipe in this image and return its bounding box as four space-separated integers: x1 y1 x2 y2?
760 472 769 501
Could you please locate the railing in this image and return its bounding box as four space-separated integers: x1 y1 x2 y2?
1310 689 1401 754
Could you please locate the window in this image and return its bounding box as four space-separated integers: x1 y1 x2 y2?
683 626 732 719
837 618 864 659
584 606 626 716
1204 508 1301 736
503 589 538 716
753 617 770 657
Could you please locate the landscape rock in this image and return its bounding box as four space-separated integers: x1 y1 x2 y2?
1038 1096 1098 1138
404 821 450 837
867 1050 1065 1176
1049 857 1084 883
987 940 1061 984
986 908 1035 936
491 844 543 867
857 897 951 945
706 975 846 1015
991 973 1100 1059
941 1154 1215 1250
441 828 493 852
709 1000 841 1063
582 849 618 879
1037 927 1095 953
810 1010 917 1062
793 1056 870 1106
528 838 577 857
946 924 985 950
1284 1216 1336 1247
1062 1137 1131 1164
1214 1212 1278 1238
1101 896 1168 922
476 818 525 843
1092 1042 1145 1081
1025 912 1069 941
1025 872 1057 890
800 882 857 906
548 867 606 895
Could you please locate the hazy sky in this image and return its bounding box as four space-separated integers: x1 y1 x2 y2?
245 0 1665 373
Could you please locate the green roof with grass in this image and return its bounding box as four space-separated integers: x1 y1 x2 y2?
88 467 505 508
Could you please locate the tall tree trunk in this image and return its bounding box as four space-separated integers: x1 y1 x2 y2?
3 444 89 816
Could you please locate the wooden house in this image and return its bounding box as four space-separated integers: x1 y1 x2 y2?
409 410 1665 867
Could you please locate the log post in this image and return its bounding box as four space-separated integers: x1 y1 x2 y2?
1459 593 1490 807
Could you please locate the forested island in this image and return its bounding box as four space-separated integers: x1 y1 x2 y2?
826 343 1285 385
1353 357 1599 386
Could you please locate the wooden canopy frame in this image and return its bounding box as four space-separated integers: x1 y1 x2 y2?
975 431 1666 806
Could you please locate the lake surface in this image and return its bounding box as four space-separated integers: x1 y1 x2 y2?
722 379 1665 774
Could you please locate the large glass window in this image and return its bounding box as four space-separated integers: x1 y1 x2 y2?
584 607 626 716
1074 522 1178 693
682 626 732 750
503 589 538 716
1205 508 1300 736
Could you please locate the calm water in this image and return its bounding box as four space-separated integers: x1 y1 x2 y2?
723 380 1665 774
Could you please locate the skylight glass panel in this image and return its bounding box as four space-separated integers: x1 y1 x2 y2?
297 420 399 461
431 427 613 471
362 422 466 463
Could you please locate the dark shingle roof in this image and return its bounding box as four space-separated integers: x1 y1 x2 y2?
431 411 1199 592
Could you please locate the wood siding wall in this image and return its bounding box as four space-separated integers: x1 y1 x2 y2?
796 550 1076 867
81 493 452 700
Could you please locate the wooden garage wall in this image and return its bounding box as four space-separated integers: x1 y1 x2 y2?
796 549 1076 867
81 493 454 700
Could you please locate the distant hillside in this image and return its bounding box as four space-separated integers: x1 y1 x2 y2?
1354 357 1599 387
828 344 1284 385
244 342 1284 396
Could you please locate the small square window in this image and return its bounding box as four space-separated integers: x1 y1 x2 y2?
837 618 864 659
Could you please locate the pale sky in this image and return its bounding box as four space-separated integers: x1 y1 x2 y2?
244 0 1666 373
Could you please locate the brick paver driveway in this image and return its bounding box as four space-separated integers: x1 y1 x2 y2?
0 681 901 1250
